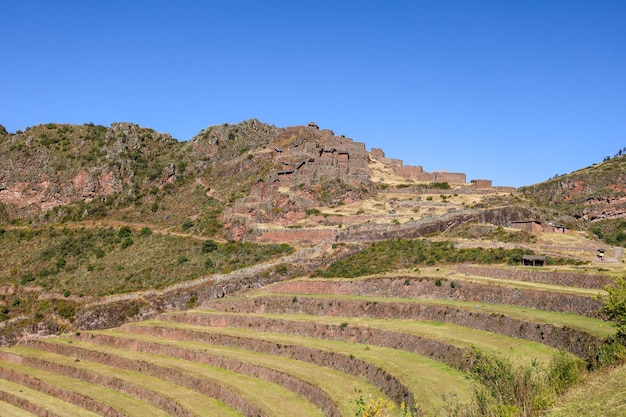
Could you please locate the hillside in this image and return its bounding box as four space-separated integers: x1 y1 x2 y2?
1 120 625 416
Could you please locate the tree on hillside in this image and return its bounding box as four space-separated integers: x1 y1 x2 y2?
601 277 626 339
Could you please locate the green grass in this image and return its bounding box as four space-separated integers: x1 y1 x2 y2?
127 319 476 415
251 293 616 338
30 337 323 417
0 400 36 417
0 358 169 417
181 309 559 365
56 330 385 417
545 363 626 416
2 346 240 417
0 378 99 417
311 239 583 278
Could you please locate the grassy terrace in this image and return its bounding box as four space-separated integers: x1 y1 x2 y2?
170 310 560 364
287 272 607 298
0 378 94 417
0 358 169 416
125 319 476 414
1 345 242 417
0 401 36 417
16 338 322 417
245 292 616 338
61 330 383 417
444 272 607 297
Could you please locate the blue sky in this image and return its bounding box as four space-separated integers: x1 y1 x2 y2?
2 1 625 187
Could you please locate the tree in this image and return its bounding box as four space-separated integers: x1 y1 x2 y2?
601 277 626 339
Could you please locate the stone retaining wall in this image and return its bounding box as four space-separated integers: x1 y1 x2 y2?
205 296 602 358
455 266 613 289
269 278 603 318
124 322 415 408
0 365 124 417
0 350 191 417
163 312 473 372
32 336 338 417
28 338 266 417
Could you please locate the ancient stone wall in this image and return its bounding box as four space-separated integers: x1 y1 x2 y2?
454 266 613 289
206 296 602 358
31 337 331 417
268 277 603 318
371 148 468 184
472 179 492 189
125 321 414 408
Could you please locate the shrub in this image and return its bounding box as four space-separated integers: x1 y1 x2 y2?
120 237 134 249
118 226 132 238
350 388 396 417
20 273 35 285
181 219 194 231
139 227 153 237
274 263 288 275
202 239 218 253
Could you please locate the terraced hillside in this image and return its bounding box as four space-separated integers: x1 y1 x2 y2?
1 121 625 416
0 251 619 416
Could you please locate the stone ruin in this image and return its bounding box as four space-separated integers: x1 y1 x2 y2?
270 134 370 186
370 148 467 184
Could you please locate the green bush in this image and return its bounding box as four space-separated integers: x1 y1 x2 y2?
600 277 626 338
202 239 218 253
118 226 132 238
181 219 194 231
120 237 134 249
306 208 321 216
311 238 551 278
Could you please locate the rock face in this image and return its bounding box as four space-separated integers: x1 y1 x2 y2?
0 122 179 218
1 119 480 222
521 156 626 222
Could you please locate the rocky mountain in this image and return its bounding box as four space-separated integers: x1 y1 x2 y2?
1 119 624 245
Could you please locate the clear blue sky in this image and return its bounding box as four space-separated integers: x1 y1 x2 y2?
2 1 625 187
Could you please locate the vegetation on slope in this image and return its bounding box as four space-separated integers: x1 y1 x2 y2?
0 225 292 323
312 238 583 278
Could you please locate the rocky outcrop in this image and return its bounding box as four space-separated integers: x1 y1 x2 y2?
0 122 180 218
521 155 626 222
